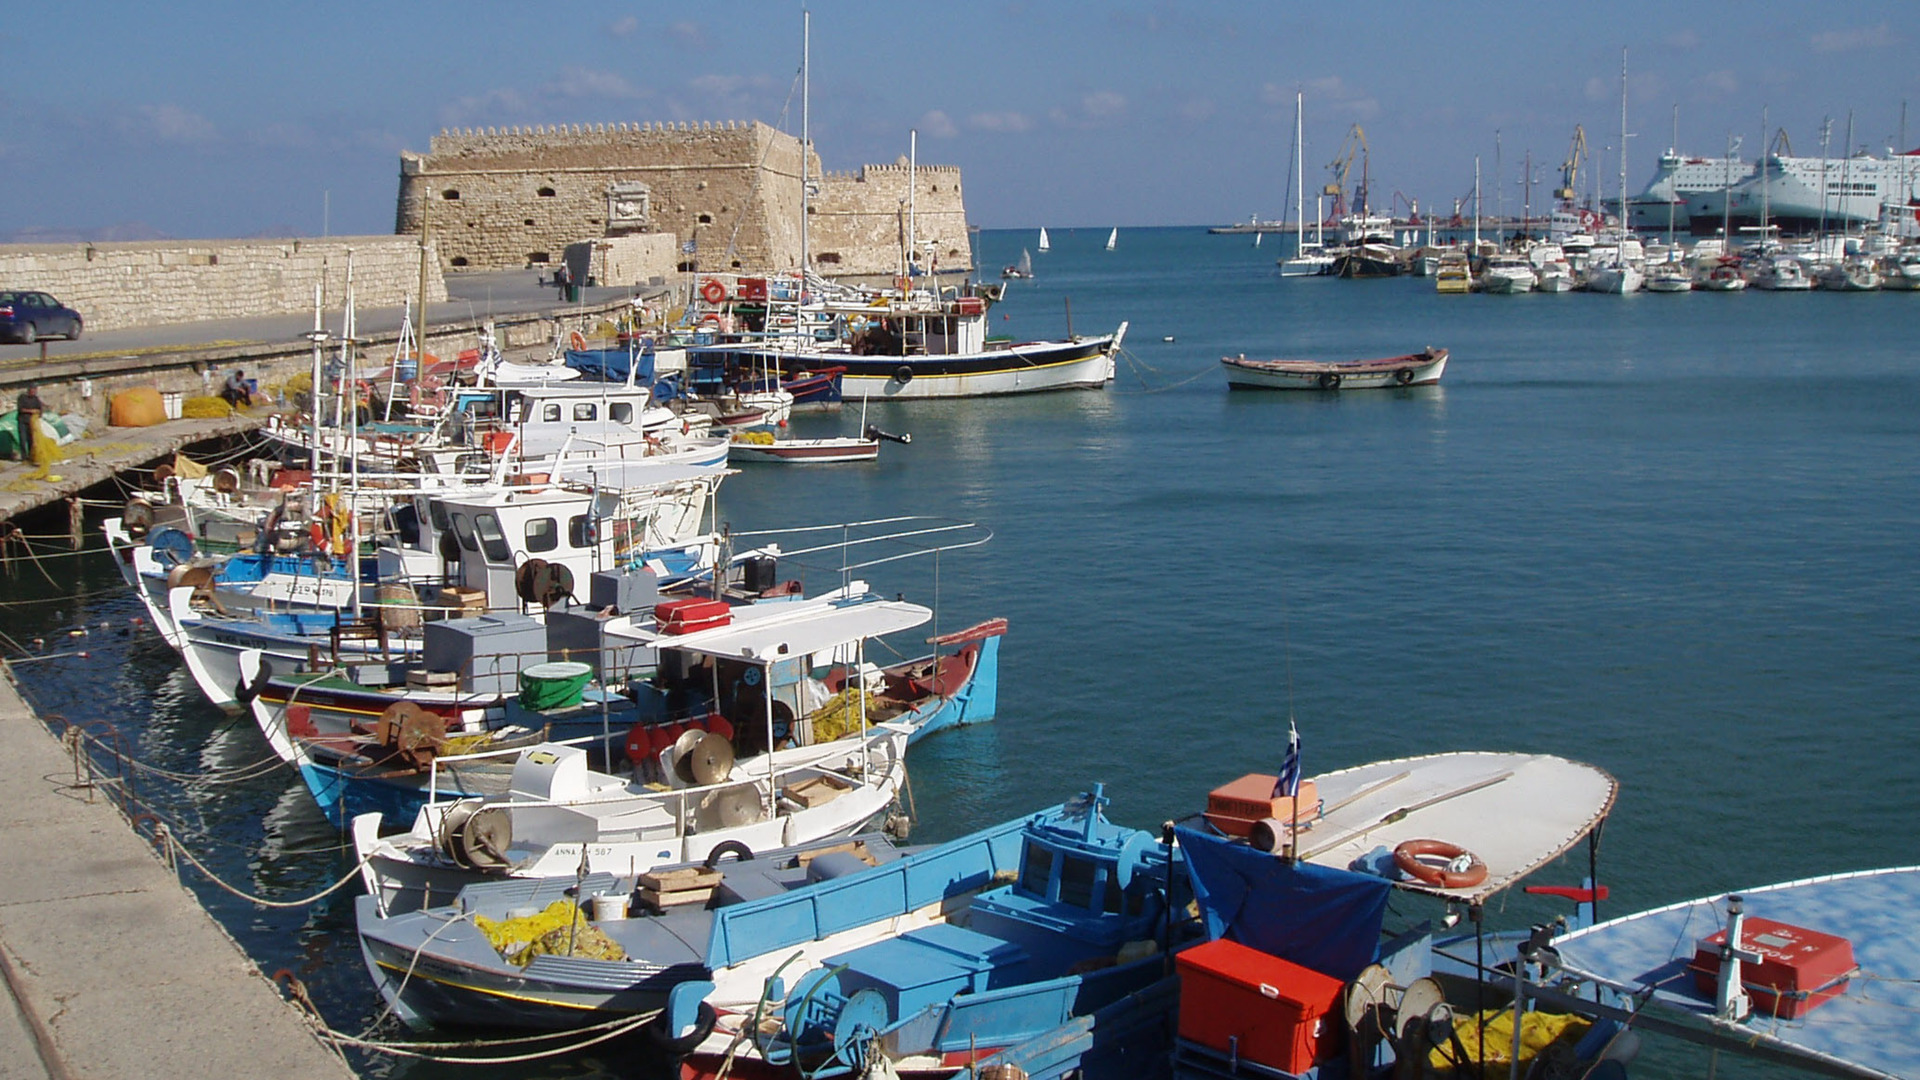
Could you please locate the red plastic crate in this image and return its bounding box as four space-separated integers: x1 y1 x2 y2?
1690 917 1855 1019
1176 937 1344 1073
653 598 731 635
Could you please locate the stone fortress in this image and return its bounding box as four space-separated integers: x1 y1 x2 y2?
394 120 973 284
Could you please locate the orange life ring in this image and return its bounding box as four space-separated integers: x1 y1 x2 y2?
700 279 728 304
568 330 588 352
1392 839 1489 890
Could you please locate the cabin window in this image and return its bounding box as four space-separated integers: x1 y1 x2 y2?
472 513 512 562
1057 855 1098 910
568 514 596 548
610 402 633 424
1104 873 1125 914
525 517 559 553
450 512 479 553
427 500 451 532
1019 843 1054 898
573 403 596 422
542 403 561 422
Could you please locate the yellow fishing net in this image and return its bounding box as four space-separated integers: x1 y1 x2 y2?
731 431 775 445
181 395 237 419
810 688 879 743
1430 1009 1591 1078
473 900 627 966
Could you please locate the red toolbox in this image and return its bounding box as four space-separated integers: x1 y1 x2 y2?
738 277 768 300
1690 917 1855 1019
653 598 732 635
1176 937 1344 1074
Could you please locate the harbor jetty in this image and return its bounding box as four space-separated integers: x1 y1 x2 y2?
0 668 355 1080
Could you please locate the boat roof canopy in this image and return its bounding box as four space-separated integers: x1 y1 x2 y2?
619 595 933 663
1296 751 1617 903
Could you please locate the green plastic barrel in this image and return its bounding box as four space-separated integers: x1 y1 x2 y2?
518 661 593 710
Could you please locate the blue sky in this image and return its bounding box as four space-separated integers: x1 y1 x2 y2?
2 2 1914 239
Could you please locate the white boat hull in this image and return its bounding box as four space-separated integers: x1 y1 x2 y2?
1222 348 1448 391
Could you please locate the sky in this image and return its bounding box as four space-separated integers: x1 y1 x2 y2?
2 1 1915 240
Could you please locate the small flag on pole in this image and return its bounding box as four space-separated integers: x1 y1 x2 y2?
1272 720 1301 798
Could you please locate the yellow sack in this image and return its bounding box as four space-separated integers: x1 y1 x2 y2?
1431 1009 1591 1079
172 453 210 480
109 387 166 427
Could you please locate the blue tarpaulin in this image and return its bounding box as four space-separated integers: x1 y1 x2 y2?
563 348 654 383
1178 825 1392 982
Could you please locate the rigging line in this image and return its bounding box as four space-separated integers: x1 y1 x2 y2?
154 823 371 909
722 68 803 262
324 1013 656 1064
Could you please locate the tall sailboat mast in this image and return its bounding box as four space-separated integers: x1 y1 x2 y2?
1617 47 1629 234
800 10 810 296
1294 90 1305 253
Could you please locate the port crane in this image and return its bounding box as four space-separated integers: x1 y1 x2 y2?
1555 125 1589 208
1323 124 1371 219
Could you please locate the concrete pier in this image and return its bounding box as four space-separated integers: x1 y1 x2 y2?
0 669 356 1080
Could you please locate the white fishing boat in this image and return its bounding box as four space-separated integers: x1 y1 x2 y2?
1534 866 1920 1080
1644 259 1694 292
1817 257 1883 291
1695 256 1748 291
1480 254 1537 294
1584 260 1643 294
1879 250 1920 290
1221 346 1447 391
1000 248 1033 280
1434 251 1473 293
1748 256 1813 291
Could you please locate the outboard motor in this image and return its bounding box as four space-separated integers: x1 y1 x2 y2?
863 425 911 445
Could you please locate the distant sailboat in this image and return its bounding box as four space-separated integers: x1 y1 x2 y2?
1037 227 1050 252
1106 227 1118 251
1000 248 1033 280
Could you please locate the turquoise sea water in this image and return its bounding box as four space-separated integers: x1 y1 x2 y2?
8 226 1919 1078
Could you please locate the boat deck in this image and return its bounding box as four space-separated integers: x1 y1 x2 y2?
1552 867 1920 1080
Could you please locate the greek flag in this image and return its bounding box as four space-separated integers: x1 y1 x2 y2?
1272 720 1301 798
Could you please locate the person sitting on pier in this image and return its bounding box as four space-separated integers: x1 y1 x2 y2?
13 385 43 462
220 369 254 408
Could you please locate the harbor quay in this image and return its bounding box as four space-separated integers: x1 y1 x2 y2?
0 668 356 1079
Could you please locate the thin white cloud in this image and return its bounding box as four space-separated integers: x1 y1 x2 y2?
1301 76 1378 121
1178 97 1216 124
554 66 645 100
920 110 958 138
1811 23 1890 53
667 21 711 50
1695 70 1739 97
134 103 218 144
1665 29 1701 50
1049 91 1129 130
968 111 1035 133
1082 91 1126 119
609 15 639 37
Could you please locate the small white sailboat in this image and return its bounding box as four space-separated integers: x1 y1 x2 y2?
1000 248 1033 280
1106 227 1117 251
1037 226 1050 252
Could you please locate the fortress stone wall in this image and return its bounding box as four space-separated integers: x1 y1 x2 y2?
395 121 971 280
0 237 445 334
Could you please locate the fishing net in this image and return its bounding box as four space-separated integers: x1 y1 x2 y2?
809 688 879 743
731 430 776 445
1430 1008 1591 1078
473 900 627 966
181 395 237 419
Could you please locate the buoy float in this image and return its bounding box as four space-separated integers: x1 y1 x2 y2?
1392 839 1488 889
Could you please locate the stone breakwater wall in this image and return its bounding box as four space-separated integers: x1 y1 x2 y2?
397 121 971 279
0 237 447 334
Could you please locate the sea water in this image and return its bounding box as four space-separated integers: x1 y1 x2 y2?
9 226 1919 1078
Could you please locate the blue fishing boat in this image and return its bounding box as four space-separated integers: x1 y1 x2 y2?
1531 867 1920 1080
674 782 1195 1079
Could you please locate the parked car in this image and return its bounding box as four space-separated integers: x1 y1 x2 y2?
0 291 83 344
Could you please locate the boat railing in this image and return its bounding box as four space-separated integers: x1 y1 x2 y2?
727 515 992 576
420 725 905 835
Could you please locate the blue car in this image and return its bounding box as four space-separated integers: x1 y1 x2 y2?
0 291 83 344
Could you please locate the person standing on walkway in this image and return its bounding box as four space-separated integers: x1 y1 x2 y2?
554 262 571 299
14 385 43 462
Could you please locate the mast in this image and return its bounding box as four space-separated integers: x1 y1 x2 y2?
800 9 810 296
1495 129 1503 245
1759 106 1769 242
1617 47 1629 236
1819 117 1833 247
1473 156 1481 252
1667 105 1678 247
908 129 918 279
1295 90 1305 253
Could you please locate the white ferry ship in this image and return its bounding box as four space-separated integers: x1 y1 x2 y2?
1624 150 1751 233
1711 151 1920 236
